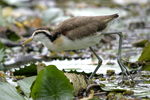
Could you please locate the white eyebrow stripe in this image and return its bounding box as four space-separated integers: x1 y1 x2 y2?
33 30 51 36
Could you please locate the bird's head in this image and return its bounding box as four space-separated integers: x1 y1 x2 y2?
22 28 52 46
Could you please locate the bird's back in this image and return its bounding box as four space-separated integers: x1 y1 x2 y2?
52 14 119 40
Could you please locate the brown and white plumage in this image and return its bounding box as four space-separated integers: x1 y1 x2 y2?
23 14 119 52
22 13 135 84
53 13 118 40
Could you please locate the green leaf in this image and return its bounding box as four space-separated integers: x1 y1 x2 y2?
0 82 25 100
0 41 5 50
31 65 74 100
7 31 20 41
14 63 37 76
17 76 37 98
138 41 150 62
101 83 126 92
134 92 150 98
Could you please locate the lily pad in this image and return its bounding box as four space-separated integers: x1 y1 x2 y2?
138 41 150 62
42 8 68 25
134 92 150 98
101 83 126 92
67 7 128 17
0 82 25 100
17 76 37 98
132 39 148 47
1 0 29 7
14 63 37 76
31 65 74 100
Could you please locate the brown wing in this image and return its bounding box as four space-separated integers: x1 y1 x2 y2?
52 14 118 40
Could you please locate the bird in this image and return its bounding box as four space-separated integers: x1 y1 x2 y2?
22 13 134 85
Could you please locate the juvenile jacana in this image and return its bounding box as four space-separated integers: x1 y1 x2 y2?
23 14 133 84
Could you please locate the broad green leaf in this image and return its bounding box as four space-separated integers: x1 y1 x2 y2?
17 76 37 98
31 65 74 100
0 82 25 100
14 63 37 76
138 41 150 62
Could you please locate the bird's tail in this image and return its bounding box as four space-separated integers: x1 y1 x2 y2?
101 13 119 33
104 13 119 23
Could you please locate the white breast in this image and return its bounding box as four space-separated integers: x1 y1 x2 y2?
42 33 103 52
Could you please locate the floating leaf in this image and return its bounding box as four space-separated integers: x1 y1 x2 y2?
132 39 148 47
134 92 150 98
138 41 150 62
67 7 128 17
42 8 68 25
0 82 25 100
101 83 126 92
14 63 37 76
31 65 74 100
17 76 36 98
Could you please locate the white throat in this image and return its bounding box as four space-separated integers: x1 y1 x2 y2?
33 34 54 49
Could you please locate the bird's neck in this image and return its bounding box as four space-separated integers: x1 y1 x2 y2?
35 34 54 50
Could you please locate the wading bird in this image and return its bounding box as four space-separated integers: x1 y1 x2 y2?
23 14 133 85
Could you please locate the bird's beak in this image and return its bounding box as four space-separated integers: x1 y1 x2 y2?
22 36 33 46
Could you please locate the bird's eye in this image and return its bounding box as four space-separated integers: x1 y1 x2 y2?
34 32 40 35
33 32 42 36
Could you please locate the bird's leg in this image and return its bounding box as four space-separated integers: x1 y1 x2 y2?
101 32 134 85
89 47 102 79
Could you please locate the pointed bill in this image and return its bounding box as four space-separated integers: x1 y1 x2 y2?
22 36 33 46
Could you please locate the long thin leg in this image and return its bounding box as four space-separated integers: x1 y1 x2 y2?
101 32 134 84
89 47 102 79
89 45 127 80
89 31 134 85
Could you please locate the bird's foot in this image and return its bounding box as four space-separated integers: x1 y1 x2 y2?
120 66 136 87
